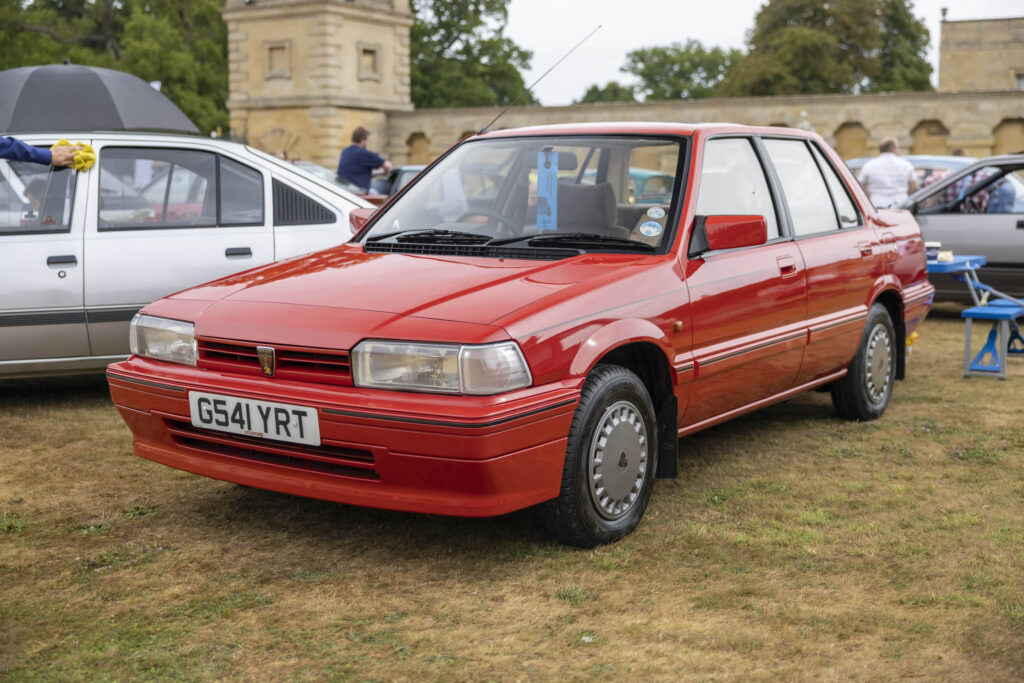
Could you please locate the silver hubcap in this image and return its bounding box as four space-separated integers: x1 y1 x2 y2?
864 323 892 403
588 400 648 520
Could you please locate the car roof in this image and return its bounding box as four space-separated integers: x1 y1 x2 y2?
846 154 977 167
474 121 820 140
13 130 371 207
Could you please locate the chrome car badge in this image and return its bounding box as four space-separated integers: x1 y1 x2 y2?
257 346 275 377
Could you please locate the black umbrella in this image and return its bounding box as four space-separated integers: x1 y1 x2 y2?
0 63 199 134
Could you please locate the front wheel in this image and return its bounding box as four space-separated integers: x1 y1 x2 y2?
831 303 896 421
540 365 658 547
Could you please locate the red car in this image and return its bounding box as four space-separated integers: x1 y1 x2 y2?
107 123 933 547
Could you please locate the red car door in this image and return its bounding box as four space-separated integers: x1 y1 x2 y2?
761 138 883 385
682 137 808 429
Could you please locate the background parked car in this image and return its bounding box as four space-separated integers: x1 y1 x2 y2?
0 132 371 379
291 160 389 206
902 154 1024 301
845 154 976 186
370 164 425 198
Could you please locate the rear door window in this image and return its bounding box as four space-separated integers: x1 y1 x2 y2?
763 139 839 236
99 148 264 230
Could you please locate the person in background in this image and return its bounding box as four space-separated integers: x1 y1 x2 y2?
857 138 919 208
337 126 391 191
0 135 80 167
24 178 47 213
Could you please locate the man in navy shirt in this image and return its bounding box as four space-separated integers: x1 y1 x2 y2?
0 135 80 167
336 127 391 191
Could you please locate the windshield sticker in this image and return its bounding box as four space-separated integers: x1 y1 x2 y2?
639 220 663 237
646 206 666 220
537 150 558 231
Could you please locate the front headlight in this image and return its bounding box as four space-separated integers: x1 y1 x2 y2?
352 340 531 395
129 314 197 367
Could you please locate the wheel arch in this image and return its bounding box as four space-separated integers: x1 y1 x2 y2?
569 320 679 479
872 287 906 381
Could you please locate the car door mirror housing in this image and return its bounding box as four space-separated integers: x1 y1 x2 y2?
349 207 376 234
690 215 768 256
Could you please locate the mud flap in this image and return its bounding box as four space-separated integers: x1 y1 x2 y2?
656 395 678 479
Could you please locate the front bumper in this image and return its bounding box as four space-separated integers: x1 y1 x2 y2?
107 358 580 517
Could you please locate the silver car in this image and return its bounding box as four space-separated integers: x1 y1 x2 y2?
0 132 371 379
903 154 1024 301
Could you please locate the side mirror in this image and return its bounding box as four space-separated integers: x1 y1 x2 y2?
349 207 376 235
691 215 767 255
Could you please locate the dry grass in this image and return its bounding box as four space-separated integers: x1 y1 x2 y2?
2 306 1023 680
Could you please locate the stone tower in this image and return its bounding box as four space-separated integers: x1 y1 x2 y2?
223 0 413 167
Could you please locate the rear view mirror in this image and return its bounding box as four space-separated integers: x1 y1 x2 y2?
349 207 376 235
688 215 768 257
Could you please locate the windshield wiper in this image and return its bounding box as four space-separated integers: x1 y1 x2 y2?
488 232 656 251
366 228 490 244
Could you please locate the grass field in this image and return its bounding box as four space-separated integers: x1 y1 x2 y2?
2 306 1023 680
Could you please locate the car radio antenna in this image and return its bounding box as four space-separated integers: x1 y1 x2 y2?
477 24 602 136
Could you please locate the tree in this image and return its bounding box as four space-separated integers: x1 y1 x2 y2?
410 0 536 109
575 81 636 104
622 40 742 101
717 0 931 96
0 0 228 134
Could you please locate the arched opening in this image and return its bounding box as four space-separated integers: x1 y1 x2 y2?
407 132 431 165
910 120 950 155
993 118 1024 155
833 122 869 159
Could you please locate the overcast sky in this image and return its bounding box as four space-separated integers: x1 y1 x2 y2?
504 0 1024 106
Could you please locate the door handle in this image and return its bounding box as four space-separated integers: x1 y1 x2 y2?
856 241 873 257
47 254 77 267
1016 220 1024 230
225 247 252 259
776 255 798 277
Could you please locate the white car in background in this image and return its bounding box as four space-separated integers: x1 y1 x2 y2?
0 132 371 379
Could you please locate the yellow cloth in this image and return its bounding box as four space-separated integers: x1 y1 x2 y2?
52 139 97 171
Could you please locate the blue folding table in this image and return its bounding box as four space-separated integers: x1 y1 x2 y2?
927 255 1024 377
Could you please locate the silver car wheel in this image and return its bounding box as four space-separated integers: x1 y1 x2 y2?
588 400 648 520
864 323 893 403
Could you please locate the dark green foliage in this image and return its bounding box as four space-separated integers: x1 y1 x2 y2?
0 0 228 134
575 81 636 104
623 40 742 101
410 0 535 109
717 0 932 96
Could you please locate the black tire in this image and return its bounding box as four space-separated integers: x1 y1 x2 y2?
831 303 896 421
540 364 658 548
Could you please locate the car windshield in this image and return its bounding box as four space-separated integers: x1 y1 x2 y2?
360 135 686 251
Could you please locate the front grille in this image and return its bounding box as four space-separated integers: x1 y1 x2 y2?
198 338 352 386
165 418 379 480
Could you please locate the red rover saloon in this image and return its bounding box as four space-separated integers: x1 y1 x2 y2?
107 123 934 547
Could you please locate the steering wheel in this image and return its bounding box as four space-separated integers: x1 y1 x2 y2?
456 210 519 233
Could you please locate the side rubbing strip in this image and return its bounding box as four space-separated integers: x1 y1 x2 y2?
0 310 87 327
700 332 806 367
322 398 578 429
106 371 186 393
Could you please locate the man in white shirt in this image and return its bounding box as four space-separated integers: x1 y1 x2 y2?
857 138 919 209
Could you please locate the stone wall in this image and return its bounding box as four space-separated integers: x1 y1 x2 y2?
385 90 1024 165
939 18 1024 92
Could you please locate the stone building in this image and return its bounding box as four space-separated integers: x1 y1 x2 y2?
223 2 1024 167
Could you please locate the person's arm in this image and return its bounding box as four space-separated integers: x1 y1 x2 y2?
381 160 392 174
906 165 919 194
0 135 52 165
361 148 389 173
0 136 80 167
857 168 870 196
